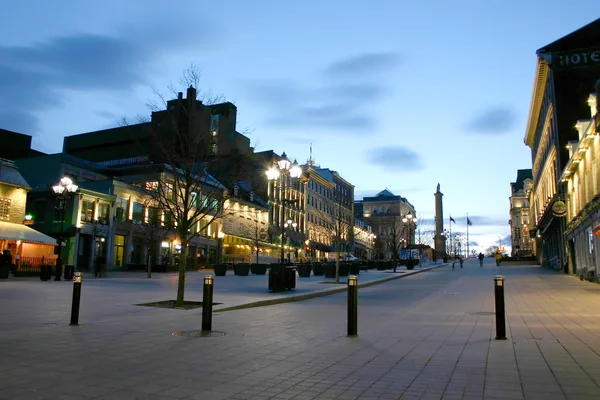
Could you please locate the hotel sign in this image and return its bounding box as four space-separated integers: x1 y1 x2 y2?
552 48 600 70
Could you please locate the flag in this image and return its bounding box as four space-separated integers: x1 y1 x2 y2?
467 217 472 226
450 216 456 223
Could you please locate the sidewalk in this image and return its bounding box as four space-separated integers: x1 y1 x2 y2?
1 258 600 399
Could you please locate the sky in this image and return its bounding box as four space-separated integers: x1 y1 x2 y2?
1 0 597 254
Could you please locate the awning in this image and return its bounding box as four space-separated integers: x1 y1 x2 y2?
0 221 57 245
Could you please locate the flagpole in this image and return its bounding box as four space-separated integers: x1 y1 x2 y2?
467 213 469 258
449 214 452 256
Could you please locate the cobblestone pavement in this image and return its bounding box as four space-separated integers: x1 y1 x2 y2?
1 258 600 399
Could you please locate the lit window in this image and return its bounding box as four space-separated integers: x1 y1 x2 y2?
0 198 10 219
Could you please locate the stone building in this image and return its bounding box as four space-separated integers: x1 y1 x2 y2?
509 169 534 256
561 90 600 280
523 17 600 272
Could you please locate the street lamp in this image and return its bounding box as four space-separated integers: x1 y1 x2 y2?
266 152 302 264
455 234 462 258
52 177 78 281
368 233 376 260
402 213 417 262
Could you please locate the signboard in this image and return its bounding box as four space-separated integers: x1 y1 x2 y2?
23 220 34 226
552 48 600 71
552 200 567 217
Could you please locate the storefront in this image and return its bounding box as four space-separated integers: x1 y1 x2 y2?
0 221 57 269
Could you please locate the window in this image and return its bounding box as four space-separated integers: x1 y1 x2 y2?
145 181 158 191
132 202 144 223
80 200 94 223
191 192 198 208
115 198 128 221
0 198 11 219
147 207 161 226
98 203 110 225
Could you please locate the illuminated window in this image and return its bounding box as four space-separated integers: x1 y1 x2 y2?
0 198 10 219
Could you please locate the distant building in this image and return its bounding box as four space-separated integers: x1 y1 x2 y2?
523 17 600 272
509 169 533 256
357 189 415 260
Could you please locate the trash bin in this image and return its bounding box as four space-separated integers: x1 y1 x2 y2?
64 265 74 281
284 266 296 290
268 264 284 292
40 265 50 281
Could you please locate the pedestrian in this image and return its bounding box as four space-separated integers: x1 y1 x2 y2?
478 252 484 267
495 251 502 266
459 256 464 268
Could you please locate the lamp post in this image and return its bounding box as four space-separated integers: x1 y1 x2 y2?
368 233 376 260
52 177 78 281
402 213 417 262
266 152 302 265
455 234 462 258
443 229 451 256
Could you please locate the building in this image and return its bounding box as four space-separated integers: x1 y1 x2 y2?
523 18 600 272
0 129 45 161
62 86 251 166
353 218 374 260
0 158 56 271
16 153 225 272
220 181 280 264
509 169 534 256
560 90 600 280
357 189 416 260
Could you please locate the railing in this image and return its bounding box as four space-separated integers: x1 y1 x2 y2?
17 256 57 271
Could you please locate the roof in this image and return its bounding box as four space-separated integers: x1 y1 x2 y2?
511 169 533 191
377 189 395 197
230 181 269 209
537 18 600 54
0 158 31 189
0 221 57 245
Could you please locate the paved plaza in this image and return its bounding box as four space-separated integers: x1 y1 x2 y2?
2 258 600 399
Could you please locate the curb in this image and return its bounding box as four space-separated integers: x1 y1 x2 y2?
214 263 447 312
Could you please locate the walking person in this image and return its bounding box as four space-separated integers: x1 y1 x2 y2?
495 251 502 267
478 252 484 267
459 256 464 268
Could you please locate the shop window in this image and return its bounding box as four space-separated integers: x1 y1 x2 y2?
80 200 94 223
113 235 125 267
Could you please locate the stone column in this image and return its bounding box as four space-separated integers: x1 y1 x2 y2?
434 184 446 257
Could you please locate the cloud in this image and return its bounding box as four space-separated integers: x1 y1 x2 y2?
0 22 218 134
464 107 517 135
448 215 507 227
248 53 399 134
323 53 400 77
367 146 425 171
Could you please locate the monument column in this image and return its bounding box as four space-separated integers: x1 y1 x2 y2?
434 184 446 257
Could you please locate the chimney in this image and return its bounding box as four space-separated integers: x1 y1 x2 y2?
178 92 183 100
186 85 196 110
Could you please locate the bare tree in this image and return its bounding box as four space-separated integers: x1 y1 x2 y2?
414 215 435 266
322 195 353 283
386 214 404 272
131 198 169 278
127 64 231 306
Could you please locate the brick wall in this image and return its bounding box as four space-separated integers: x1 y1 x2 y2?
0 183 28 224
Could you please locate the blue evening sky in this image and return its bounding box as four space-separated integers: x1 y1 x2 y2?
1 1 597 252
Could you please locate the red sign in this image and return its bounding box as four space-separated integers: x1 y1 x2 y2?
23 220 34 226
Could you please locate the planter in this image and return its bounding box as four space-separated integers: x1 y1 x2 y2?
406 260 416 270
312 263 324 276
233 264 250 276
350 264 361 275
376 263 387 271
297 264 312 278
251 264 268 275
0 265 9 279
339 263 349 277
324 263 336 278
214 264 228 276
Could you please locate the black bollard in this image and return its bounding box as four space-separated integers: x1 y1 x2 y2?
202 275 214 332
347 275 358 336
70 272 82 326
494 275 506 340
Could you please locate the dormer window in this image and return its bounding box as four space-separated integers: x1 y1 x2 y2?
250 192 254 202
233 185 239 196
